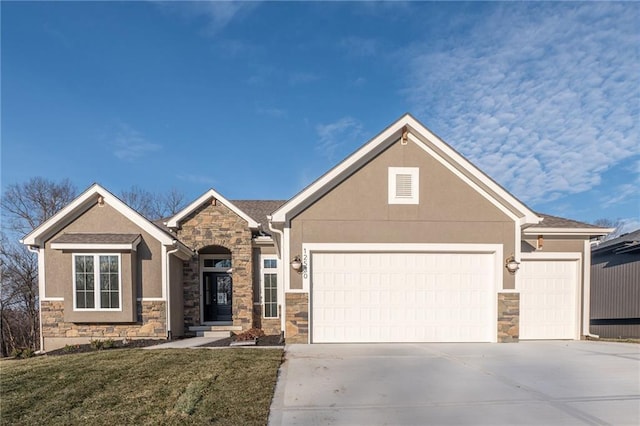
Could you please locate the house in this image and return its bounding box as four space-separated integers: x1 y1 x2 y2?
21 114 612 351
590 230 640 338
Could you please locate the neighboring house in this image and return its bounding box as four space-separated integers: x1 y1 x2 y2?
590 230 640 338
22 114 612 351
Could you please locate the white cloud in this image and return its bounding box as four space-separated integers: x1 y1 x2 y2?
156 1 258 35
600 159 640 208
403 3 639 205
316 117 364 161
256 106 287 118
112 125 161 162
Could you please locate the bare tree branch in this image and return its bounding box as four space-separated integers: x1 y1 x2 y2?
0 177 77 355
120 186 186 220
1 177 76 236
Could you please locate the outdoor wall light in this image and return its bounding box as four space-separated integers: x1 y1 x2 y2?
290 255 302 272
505 255 520 274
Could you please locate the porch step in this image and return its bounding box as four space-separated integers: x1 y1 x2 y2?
189 325 243 337
202 330 232 338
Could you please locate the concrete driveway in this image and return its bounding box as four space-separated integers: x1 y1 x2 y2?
269 341 640 425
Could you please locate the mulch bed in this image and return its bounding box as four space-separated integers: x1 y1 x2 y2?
45 339 164 356
42 334 284 356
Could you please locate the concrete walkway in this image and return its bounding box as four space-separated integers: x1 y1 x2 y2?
143 336 223 349
269 341 640 425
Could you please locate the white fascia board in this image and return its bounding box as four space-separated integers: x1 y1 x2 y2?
21 184 175 247
165 188 259 229
51 243 136 251
403 118 541 225
270 114 541 225
523 227 615 236
21 184 102 246
169 239 194 260
410 134 519 222
301 242 503 253
50 235 143 251
253 236 274 246
270 116 409 223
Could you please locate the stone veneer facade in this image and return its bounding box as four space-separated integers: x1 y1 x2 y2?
253 304 282 336
176 201 254 331
497 292 520 343
41 300 166 340
285 293 309 343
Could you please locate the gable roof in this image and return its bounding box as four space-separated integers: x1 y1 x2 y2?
270 113 541 225
21 183 186 249
165 188 260 229
522 213 614 236
232 200 287 228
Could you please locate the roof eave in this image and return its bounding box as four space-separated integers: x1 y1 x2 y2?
21 184 176 247
271 114 541 223
166 189 259 229
523 227 615 236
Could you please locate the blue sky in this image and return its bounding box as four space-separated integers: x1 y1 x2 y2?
2 1 638 230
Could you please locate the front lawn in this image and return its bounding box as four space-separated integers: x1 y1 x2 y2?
1 348 283 425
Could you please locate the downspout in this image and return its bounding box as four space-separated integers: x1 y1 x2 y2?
165 242 180 340
27 245 44 353
267 216 286 334
266 216 283 259
583 239 599 339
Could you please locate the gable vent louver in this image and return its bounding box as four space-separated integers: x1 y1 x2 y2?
395 174 413 198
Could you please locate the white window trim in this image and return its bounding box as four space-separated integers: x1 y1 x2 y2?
261 254 279 319
388 167 419 204
72 253 123 312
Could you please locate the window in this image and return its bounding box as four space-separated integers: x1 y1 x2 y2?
262 257 278 318
203 258 231 268
73 254 121 310
388 167 419 204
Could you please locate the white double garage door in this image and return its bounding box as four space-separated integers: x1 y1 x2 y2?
309 247 580 343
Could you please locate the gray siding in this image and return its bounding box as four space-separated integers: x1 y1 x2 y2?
590 251 640 338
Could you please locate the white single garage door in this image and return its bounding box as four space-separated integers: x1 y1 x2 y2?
311 252 496 343
518 259 579 340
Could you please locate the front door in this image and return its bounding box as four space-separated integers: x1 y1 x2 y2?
202 272 233 322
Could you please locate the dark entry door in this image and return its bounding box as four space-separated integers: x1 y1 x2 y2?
202 272 232 322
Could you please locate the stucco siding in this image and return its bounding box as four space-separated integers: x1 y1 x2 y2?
289 139 515 290
43 202 163 299
522 236 587 254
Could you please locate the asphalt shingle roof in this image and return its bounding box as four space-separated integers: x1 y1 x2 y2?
533 213 602 229
52 233 140 244
592 229 640 253
232 200 288 227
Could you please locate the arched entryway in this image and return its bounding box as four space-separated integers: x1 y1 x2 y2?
199 245 232 323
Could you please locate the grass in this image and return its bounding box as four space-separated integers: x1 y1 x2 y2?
0 348 283 425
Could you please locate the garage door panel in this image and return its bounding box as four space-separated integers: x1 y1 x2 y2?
311 252 495 343
519 259 578 340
